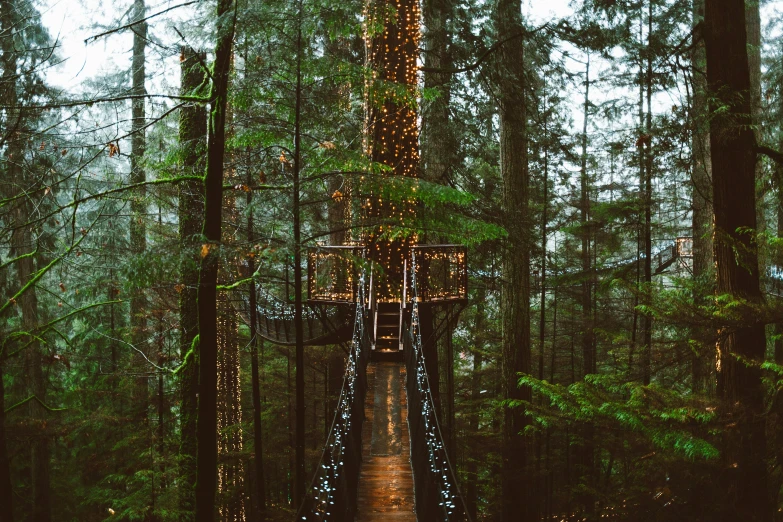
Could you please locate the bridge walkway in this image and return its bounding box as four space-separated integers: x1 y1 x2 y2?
355 361 416 521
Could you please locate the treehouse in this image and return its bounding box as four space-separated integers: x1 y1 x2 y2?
235 242 466 353
308 242 467 357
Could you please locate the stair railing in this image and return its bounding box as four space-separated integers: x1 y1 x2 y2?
295 273 369 521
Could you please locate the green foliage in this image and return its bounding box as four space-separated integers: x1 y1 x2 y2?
518 373 720 460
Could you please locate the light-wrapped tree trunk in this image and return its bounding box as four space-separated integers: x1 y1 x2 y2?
217 294 245 522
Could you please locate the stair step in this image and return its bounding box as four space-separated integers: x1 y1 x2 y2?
371 349 404 362
377 326 398 333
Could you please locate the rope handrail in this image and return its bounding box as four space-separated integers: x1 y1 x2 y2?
295 273 369 521
405 250 472 522
232 283 354 346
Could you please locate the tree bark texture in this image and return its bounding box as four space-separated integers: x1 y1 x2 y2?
705 0 771 519
421 0 453 185
747 0 765 267
691 0 713 394
641 2 653 387
579 56 596 516
777 40 783 367
293 0 306 507
466 287 485 521
0 5 16 520
2 2 51 519
247 171 266 515
495 0 533 519
195 1 235 520
0 364 12 522
178 46 207 518
129 0 149 412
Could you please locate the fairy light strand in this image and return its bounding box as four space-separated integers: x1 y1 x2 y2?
362 0 421 301
217 293 246 522
408 251 468 520
297 274 368 521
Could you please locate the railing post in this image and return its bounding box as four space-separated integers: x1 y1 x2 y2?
403 258 408 309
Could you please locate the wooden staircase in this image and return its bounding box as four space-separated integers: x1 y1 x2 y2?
373 302 403 361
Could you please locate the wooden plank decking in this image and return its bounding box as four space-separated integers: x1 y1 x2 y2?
355 361 416 521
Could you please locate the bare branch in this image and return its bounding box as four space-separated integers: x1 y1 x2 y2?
85 1 200 43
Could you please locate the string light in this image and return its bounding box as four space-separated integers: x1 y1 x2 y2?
361 0 421 301
407 251 468 520
308 247 365 302
296 275 369 521
217 294 246 522
411 246 467 302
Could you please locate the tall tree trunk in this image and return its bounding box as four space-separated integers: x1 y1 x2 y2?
535 95 551 520
363 0 419 299
641 0 653 386
776 42 783 367
465 288 484 521
195 1 235 520
691 0 713 394
2 2 51 518
773 41 783 512
178 46 207 519
495 0 532 519
0 363 12 522
293 0 306 507
421 0 454 441
578 55 596 517
247 170 266 516
129 0 149 419
546 264 558 521
287 350 294 506
421 0 453 185
704 0 771 519
747 0 765 268
449 319 456 449
23 239 50 522
580 57 594 378
216 295 245 520
0 7 16 521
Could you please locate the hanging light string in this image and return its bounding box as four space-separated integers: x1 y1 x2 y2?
217 293 246 522
308 247 364 302
408 251 472 521
412 246 468 302
361 0 421 300
296 273 369 521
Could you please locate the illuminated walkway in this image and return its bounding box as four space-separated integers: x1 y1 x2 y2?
355 362 416 521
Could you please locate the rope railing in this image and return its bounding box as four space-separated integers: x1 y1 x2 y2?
405 251 472 522
295 274 369 521
232 283 354 346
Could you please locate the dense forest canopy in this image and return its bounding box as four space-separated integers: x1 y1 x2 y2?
2 0 783 520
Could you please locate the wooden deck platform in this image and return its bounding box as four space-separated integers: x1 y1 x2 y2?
355 362 416 521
